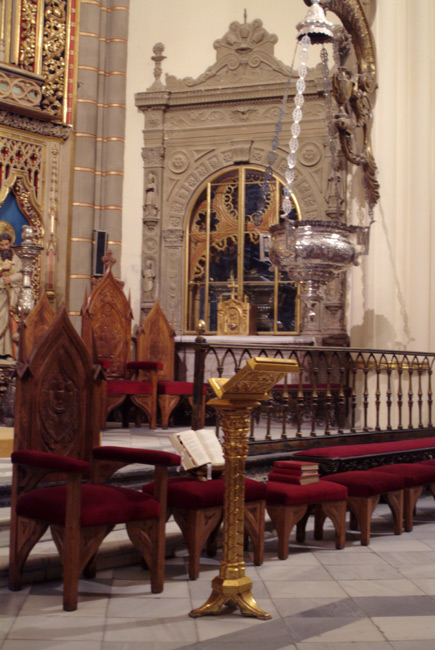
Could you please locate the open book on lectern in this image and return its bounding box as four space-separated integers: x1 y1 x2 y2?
169 428 225 472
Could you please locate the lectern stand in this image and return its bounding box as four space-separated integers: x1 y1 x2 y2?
189 357 298 620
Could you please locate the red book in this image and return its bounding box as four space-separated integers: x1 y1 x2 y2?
274 460 319 474
268 471 319 485
271 468 319 479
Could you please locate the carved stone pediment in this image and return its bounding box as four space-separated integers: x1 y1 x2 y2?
165 18 291 90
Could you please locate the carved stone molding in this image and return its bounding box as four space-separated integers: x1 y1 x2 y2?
162 229 184 248
142 146 165 167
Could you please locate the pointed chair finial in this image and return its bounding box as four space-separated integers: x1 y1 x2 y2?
102 249 116 274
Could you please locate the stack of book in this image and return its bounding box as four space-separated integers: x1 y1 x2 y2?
267 460 320 485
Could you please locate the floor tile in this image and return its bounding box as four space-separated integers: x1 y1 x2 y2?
6 615 106 641
296 641 396 650
373 615 435 640
353 595 435 617
265 580 348 599
103 616 199 645
339 579 425 598
284 617 386 643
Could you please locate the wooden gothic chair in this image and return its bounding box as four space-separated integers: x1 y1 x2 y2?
81 258 161 428
137 301 205 428
9 307 180 610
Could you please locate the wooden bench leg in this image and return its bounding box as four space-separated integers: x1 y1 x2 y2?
347 495 379 545
267 503 307 560
320 500 347 549
385 489 404 536
172 507 222 580
403 486 423 532
244 501 265 566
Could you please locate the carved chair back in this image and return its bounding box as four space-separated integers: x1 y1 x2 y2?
136 301 174 381
81 267 133 380
14 307 100 466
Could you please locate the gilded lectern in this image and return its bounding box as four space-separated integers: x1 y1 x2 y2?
189 357 299 620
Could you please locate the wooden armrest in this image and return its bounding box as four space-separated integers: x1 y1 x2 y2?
11 450 89 475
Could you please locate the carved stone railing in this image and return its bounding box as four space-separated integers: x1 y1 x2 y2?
181 340 435 452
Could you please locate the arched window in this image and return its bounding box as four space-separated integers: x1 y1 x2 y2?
185 166 300 335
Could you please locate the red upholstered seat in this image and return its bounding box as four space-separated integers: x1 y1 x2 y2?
371 463 435 531
158 381 194 396
266 479 347 506
421 459 435 467
322 470 405 497
127 361 164 372
265 479 347 558
322 470 404 544
144 476 266 579
16 484 160 527
294 437 435 459
371 463 435 487
107 380 153 395
143 476 265 508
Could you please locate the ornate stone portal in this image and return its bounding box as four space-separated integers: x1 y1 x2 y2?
135 7 370 343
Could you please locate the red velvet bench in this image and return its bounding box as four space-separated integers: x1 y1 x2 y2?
293 437 435 474
143 476 265 579
266 479 348 559
371 463 435 531
321 470 405 544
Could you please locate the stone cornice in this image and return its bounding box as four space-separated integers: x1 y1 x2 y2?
135 77 324 112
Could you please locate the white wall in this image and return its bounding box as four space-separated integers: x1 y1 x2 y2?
348 0 435 351
123 0 435 353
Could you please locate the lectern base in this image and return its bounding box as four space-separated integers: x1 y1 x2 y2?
189 575 271 620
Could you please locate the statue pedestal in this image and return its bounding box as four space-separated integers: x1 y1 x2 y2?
189 357 298 620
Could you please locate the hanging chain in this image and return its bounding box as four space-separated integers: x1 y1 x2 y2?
254 40 299 226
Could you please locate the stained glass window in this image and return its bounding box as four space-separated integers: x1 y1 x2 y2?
185 167 300 335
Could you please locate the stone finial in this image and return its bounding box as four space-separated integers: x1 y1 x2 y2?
149 43 166 90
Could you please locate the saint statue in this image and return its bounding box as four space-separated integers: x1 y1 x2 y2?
0 230 22 360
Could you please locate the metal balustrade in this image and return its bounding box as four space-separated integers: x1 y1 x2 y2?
184 339 435 448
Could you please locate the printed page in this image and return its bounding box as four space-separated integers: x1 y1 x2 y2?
169 430 210 469
196 429 225 467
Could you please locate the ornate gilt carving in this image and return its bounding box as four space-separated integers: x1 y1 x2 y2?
0 111 72 139
18 0 39 72
41 0 67 118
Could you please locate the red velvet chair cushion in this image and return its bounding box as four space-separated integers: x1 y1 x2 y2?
127 361 164 371
93 446 181 467
421 459 435 467
266 479 347 506
143 477 265 509
11 451 89 475
371 463 435 486
293 437 435 460
16 484 160 527
97 358 111 370
157 381 207 396
107 380 153 395
322 470 405 497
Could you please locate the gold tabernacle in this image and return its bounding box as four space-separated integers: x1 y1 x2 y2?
189 357 299 620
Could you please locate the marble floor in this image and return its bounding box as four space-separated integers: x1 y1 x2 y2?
2 426 435 649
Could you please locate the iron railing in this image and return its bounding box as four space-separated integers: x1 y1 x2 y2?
183 340 435 447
